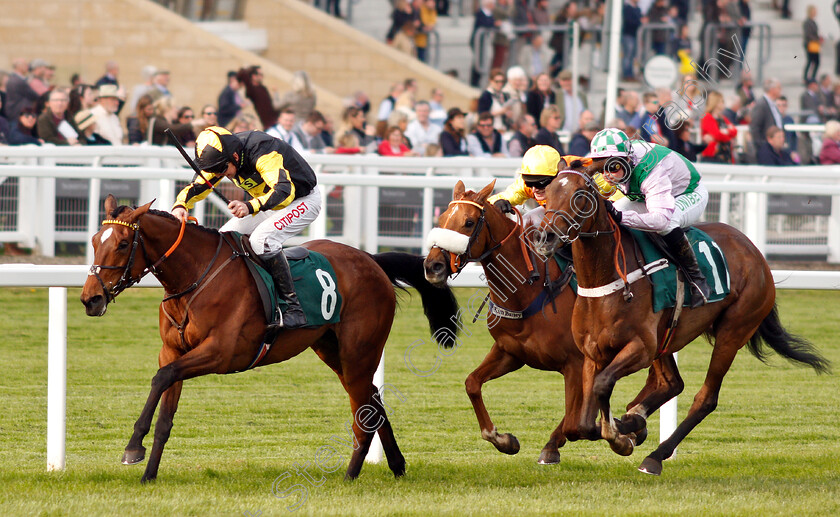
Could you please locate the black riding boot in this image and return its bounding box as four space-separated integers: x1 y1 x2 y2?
262 249 308 330
662 228 711 308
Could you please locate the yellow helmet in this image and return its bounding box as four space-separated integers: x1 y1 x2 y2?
520 145 561 177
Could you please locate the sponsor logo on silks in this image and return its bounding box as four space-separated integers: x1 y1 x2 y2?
273 201 309 231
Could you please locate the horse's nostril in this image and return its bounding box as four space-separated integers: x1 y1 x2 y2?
432 261 445 273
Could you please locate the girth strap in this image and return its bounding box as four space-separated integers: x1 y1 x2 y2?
160 235 240 348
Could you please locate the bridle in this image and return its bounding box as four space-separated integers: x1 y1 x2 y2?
542 169 634 295
438 199 521 276
542 169 616 243
89 216 189 304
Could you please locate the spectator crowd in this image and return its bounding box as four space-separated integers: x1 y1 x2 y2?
0 2 837 167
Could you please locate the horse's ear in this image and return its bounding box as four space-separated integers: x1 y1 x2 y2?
103 194 117 217
129 200 155 222
475 179 497 204
453 180 466 200
568 159 584 169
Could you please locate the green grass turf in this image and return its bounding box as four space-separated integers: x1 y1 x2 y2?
0 287 838 516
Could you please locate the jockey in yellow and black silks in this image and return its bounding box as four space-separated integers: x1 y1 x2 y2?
171 126 321 329
488 145 592 227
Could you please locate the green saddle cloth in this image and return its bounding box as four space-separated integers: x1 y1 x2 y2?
629 227 730 312
553 227 730 313
249 248 342 328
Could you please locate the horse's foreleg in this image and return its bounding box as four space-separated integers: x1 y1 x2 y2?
578 356 601 441
123 341 227 482
593 338 651 457
141 380 182 483
465 345 524 456
620 354 684 437
538 358 585 465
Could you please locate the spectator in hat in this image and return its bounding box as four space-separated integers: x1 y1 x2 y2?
90 84 124 145
218 71 247 127
75 110 111 145
94 60 125 115
440 107 469 156
38 89 78 145
128 65 158 115
28 59 53 97
8 107 41 145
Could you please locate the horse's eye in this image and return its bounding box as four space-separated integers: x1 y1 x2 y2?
464 220 475 228
608 162 621 172
117 240 129 250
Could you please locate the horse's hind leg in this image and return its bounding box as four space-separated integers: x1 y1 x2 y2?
639 326 754 476
371 386 406 477
465 344 524 456
618 354 685 439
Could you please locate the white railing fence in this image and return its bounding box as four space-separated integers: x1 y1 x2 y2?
1 264 839 472
1 146 840 262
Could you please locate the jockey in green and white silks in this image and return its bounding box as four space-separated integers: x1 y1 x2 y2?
589 128 711 307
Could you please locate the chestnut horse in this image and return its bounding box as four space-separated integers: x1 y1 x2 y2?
535 167 830 475
80 195 459 483
423 180 650 463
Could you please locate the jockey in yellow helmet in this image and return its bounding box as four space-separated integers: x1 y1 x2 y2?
488 145 591 227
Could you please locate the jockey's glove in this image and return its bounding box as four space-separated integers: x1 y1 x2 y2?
604 200 623 224
493 199 514 214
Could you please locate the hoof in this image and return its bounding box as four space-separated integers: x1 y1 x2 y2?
121 446 146 465
638 456 663 475
537 448 560 465
140 473 156 484
633 426 648 447
617 414 647 435
344 472 359 482
493 433 520 455
607 435 634 456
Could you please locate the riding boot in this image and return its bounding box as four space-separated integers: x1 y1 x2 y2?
262 249 308 330
662 228 711 308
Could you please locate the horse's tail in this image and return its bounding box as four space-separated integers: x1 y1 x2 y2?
746 304 831 374
371 252 461 348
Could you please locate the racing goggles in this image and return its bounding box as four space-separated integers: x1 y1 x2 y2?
523 176 554 190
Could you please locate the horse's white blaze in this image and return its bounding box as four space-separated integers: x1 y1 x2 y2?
557 177 569 187
100 228 113 244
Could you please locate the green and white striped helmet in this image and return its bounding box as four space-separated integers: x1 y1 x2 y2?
589 128 631 158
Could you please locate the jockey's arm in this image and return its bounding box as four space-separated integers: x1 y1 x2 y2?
616 167 676 232
172 172 224 212
247 151 295 214
487 175 532 207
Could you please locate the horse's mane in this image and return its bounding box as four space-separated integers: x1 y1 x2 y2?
111 204 222 237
